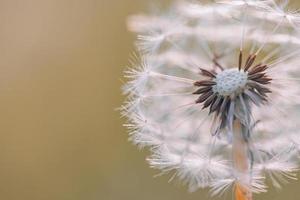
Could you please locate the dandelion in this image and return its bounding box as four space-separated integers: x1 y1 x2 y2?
122 0 300 199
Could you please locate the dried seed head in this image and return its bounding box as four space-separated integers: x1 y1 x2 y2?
124 0 300 198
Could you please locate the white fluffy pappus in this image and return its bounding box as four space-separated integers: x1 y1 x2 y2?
122 0 300 199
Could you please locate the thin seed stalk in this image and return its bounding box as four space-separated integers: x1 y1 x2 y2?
232 120 252 200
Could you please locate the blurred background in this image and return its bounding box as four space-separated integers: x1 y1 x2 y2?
0 0 298 200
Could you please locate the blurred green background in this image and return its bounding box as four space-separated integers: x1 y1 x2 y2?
0 0 298 200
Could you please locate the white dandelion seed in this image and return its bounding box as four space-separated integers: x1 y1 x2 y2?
122 0 300 200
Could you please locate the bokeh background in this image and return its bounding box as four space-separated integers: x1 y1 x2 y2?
0 0 298 200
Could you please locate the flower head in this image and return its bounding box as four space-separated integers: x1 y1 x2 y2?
122 0 300 199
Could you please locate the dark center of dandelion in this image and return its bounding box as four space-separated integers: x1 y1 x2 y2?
193 54 272 114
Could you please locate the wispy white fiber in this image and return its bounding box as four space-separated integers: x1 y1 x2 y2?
122 0 300 198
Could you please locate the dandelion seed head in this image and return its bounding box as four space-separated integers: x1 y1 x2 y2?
122 0 300 198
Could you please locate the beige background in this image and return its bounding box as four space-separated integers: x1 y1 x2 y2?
0 0 298 200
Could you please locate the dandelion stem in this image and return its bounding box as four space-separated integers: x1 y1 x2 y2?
232 120 252 200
